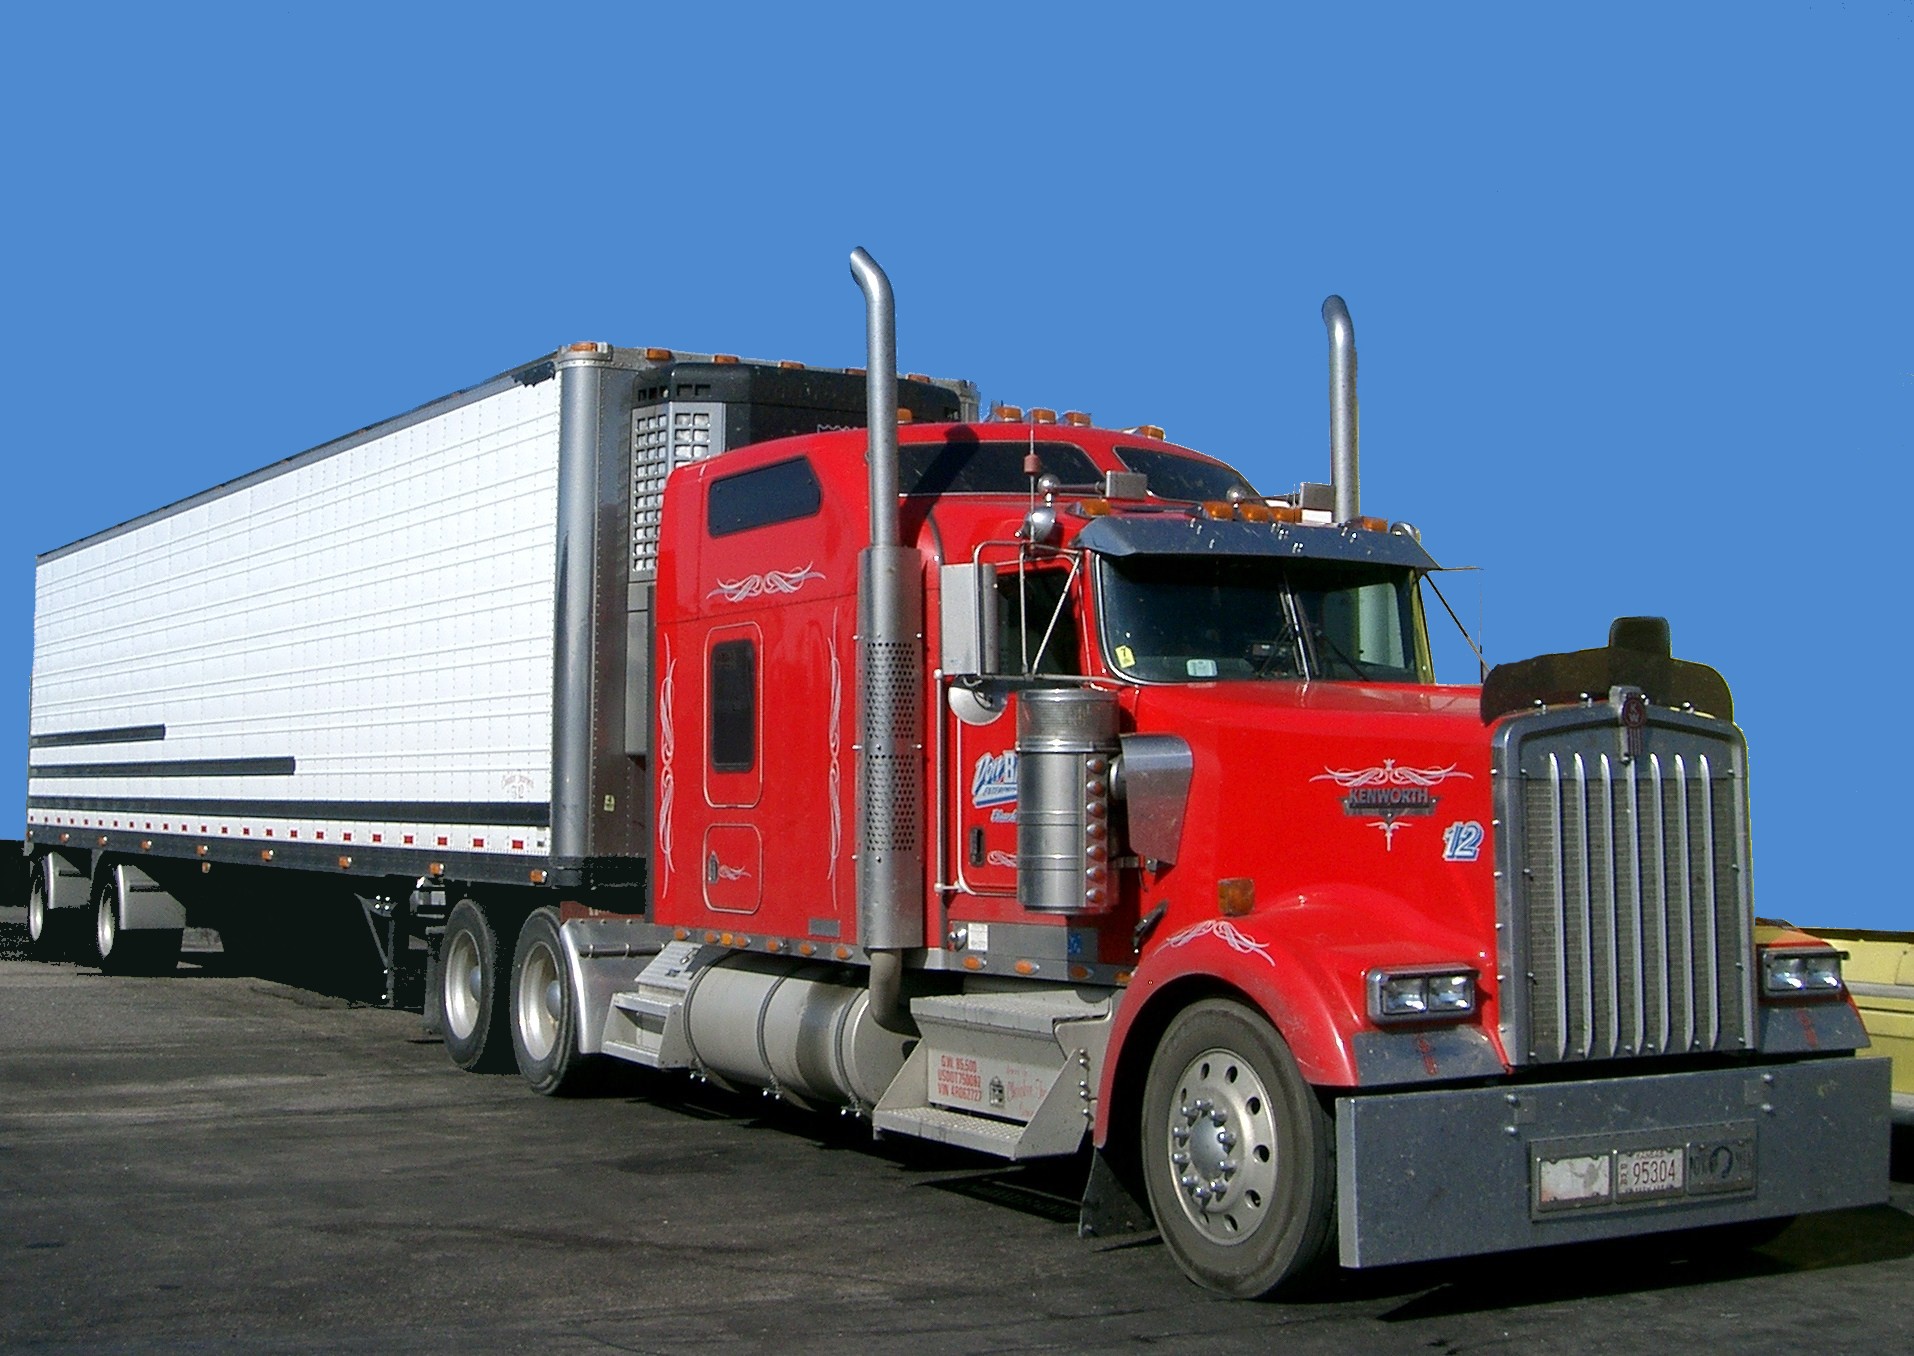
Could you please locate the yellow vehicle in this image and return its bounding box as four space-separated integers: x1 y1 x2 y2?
1801 927 1914 1127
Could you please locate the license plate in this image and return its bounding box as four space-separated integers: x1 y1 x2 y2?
1616 1146 1685 1198
1531 1123 1757 1216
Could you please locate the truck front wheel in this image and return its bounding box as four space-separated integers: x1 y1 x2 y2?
440 899 513 1071
510 908 604 1096
1140 998 1336 1298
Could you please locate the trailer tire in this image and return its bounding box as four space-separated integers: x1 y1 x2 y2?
510 908 604 1096
441 899 513 1072
92 869 182 977
26 857 79 961
1140 998 1336 1299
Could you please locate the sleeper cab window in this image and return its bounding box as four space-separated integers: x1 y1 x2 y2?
709 637 757 773
707 457 823 537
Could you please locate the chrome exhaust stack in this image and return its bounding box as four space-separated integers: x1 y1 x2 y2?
1322 295 1359 523
848 248 924 1033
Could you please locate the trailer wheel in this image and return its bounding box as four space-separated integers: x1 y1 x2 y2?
92 868 182 977
1140 998 1336 1298
510 908 604 1096
440 899 513 1071
26 857 78 960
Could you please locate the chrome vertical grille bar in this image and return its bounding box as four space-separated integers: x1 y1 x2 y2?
1548 753 1568 1061
1647 753 1671 1054
1574 754 1595 1059
1625 755 1646 1055
1598 754 1621 1058
1699 753 1721 1049
1674 754 1697 1051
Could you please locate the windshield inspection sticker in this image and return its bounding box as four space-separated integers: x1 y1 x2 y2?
1311 760 1473 851
1442 820 1484 862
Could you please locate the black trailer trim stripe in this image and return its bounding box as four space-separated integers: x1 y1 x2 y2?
29 757 297 780
27 796 552 827
29 724 167 749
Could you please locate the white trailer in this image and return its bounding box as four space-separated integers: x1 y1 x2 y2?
24 345 972 982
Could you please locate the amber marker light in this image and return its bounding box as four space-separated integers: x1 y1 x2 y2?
1218 877 1256 917
1029 407 1057 424
993 404 1024 422
896 407 914 424
1014 959 1039 975
428 862 445 877
1129 424 1166 440
1270 505 1304 524
778 360 806 370
337 856 352 870
1078 498 1113 517
643 347 674 361
260 849 274 862
1356 516 1389 533
141 839 153 850
1202 500 1237 520
712 353 740 364
905 372 932 383
1237 503 1273 523
1062 410 1092 427
963 955 985 971
529 869 547 885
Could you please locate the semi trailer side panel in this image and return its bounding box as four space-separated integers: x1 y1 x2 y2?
28 378 563 869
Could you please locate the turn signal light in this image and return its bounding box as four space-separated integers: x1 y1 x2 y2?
1218 878 1255 917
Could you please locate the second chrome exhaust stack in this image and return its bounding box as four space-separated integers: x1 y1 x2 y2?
1322 295 1359 523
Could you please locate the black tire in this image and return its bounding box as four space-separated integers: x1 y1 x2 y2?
441 899 513 1072
510 907 604 1096
93 868 182 977
26 857 80 961
1139 998 1336 1298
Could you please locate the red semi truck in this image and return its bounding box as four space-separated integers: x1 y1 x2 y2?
23 250 1888 1296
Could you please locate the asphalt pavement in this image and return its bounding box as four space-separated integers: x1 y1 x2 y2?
3 904 1911 1354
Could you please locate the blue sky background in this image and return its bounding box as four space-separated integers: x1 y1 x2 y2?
3 4 1908 930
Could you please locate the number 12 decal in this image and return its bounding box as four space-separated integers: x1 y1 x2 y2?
1442 820 1484 862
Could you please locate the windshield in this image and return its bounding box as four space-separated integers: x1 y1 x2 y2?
1097 554 1429 683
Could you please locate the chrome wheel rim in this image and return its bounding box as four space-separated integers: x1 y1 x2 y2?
1163 1045 1280 1245
515 940 561 1062
444 930 482 1040
96 886 118 960
27 872 47 942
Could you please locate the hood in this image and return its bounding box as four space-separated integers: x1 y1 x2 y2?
1128 679 1498 972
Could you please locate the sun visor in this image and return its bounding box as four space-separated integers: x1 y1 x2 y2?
1074 515 1439 570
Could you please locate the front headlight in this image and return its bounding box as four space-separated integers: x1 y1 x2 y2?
1367 967 1478 1023
1760 948 1845 999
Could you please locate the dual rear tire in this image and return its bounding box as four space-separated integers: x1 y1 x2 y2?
440 901 602 1095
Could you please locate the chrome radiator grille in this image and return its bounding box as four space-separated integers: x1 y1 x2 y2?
1495 703 1755 1065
